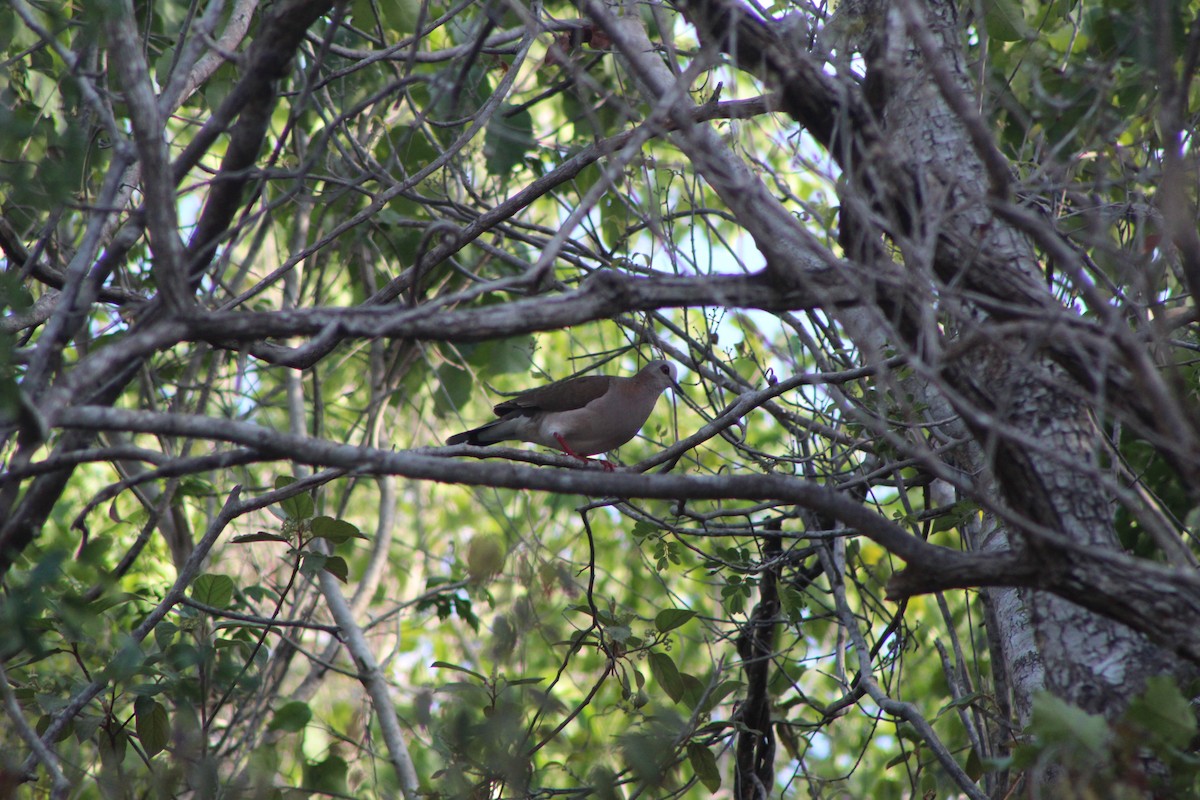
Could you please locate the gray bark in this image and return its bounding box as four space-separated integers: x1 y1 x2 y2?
848 0 1180 718
673 0 1191 726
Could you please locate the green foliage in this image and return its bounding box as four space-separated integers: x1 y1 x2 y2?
654 607 696 633
133 696 170 758
191 573 235 608
1007 680 1200 797
484 104 535 179
2 0 1197 797
269 700 313 733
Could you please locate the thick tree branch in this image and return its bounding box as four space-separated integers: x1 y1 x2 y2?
54 404 951 565
207 269 852 341
676 0 1200 474
49 404 1200 664
105 0 190 310
222 94 779 335
40 269 849 417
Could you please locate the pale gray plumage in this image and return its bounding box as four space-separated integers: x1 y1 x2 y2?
446 360 677 457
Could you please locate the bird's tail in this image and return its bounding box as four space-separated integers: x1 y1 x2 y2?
446 422 502 447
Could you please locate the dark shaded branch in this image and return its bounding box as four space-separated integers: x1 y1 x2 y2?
181 0 335 281
888 545 1200 668
54 404 962 567
734 527 780 800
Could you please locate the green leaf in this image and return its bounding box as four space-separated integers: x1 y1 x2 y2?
377 0 420 34
965 746 984 781
431 661 487 682
134 696 170 758
484 104 534 178
654 608 696 633
433 363 473 417
299 553 326 576
303 754 348 795
985 0 1033 42
98 727 128 763
153 620 178 650
687 742 721 792
606 624 632 643
269 700 313 733
632 520 660 541
191 573 235 609
504 676 546 687
74 714 103 744
231 532 290 545
937 691 985 716
377 125 439 175
322 555 349 583
465 337 535 377
600 193 628 249
699 679 745 715
175 477 214 498
282 493 313 521
647 652 684 704
311 516 366 544
104 639 145 683
1124 675 1197 749
274 476 313 520
679 672 705 710
1029 692 1110 754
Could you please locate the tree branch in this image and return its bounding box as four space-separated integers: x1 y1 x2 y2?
51 403 1200 664
317 546 421 798
105 0 190 310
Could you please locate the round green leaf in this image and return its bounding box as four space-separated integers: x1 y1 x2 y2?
269 700 313 733
191 573 235 609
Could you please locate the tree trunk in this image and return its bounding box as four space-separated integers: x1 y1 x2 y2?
837 0 1184 722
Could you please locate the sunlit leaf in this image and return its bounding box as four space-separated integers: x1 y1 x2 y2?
191 574 235 609
654 608 696 633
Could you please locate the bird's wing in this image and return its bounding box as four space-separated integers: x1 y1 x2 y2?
493 375 614 415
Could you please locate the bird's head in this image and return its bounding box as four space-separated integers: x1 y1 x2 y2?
641 359 678 391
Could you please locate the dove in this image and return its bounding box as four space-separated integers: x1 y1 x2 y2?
446 360 677 465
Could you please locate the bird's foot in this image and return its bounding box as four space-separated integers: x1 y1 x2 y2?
554 434 614 470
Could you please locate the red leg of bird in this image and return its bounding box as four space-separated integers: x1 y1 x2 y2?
553 434 614 470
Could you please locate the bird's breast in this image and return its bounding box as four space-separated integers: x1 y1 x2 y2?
538 392 656 456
